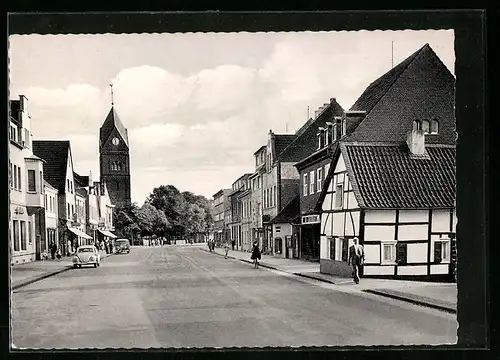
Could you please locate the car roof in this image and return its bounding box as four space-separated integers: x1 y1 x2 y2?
116 239 129 242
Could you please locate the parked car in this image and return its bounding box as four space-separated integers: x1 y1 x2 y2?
73 245 100 268
115 238 131 254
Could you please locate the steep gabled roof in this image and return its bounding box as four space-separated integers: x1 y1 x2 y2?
32 140 70 192
269 195 300 224
274 134 295 159
73 172 89 187
342 143 455 209
100 107 129 149
349 45 425 114
280 100 345 163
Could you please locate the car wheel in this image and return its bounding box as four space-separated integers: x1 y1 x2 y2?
73 264 78 269
94 263 97 268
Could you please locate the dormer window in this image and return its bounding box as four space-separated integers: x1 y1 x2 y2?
317 128 326 149
413 119 439 135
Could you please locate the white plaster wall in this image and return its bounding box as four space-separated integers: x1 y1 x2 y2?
430 264 449 274
432 209 451 232
364 225 395 241
452 209 457 232
322 193 333 211
365 210 396 223
346 192 358 209
320 235 328 259
399 209 428 222
406 243 428 263
336 154 346 172
398 224 428 240
364 244 380 263
321 213 332 235
273 223 292 238
344 210 360 237
363 265 394 275
333 212 345 237
397 265 427 275
328 179 334 192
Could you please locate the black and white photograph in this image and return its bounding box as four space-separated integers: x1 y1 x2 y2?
8 22 461 349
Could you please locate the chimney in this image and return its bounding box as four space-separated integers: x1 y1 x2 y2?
330 98 336 103
406 129 426 155
334 116 343 139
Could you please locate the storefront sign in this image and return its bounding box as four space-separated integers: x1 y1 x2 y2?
14 207 25 215
302 215 320 224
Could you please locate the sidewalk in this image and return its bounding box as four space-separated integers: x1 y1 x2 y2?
11 251 113 290
203 247 457 314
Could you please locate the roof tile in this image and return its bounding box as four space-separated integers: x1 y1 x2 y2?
32 140 70 192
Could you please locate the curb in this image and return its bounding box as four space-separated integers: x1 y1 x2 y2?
12 265 73 291
12 252 114 291
293 272 338 285
363 289 456 314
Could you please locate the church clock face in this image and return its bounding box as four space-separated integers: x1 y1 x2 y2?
112 137 120 146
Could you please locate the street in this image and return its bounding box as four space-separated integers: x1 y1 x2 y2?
11 245 457 348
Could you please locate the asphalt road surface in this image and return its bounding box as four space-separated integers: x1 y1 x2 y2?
11 245 457 349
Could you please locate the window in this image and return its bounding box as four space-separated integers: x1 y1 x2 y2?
273 186 277 207
28 221 32 245
317 168 323 192
17 166 21 190
20 221 27 250
10 125 17 141
13 165 17 189
434 237 451 263
67 203 71 217
9 162 12 187
309 170 315 194
335 184 343 209
430 119 439 134
71 181 73 194
50 196 53 213
329 237 335 260
342 117 346 137
413 120 421 131
422 119 430 134
341 238 349 261
332 123 337 142
303 173 308 196
40 171 43 193
28 169 36 192
396 242 408 265
44 194 47 208
13 220 20 251
381 241 397 264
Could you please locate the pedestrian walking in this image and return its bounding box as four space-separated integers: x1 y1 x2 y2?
250 241 261 269
231 239 235 251
348 237 365 284
50 241 57 260
55 248 62 260
224 242 230 259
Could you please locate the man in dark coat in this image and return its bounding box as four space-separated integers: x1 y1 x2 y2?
348 237 365 284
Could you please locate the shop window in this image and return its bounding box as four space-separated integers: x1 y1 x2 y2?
28 169 36 192
396 242 408 265
20 220 27 251
13 220 20 251
381 240 397 264
434 236 451 263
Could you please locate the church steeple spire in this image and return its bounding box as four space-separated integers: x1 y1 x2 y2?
109 83 114 107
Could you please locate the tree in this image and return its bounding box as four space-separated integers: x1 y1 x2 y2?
113 202 141 243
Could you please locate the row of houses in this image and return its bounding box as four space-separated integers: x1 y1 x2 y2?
9 95 117 265
210 43 457 281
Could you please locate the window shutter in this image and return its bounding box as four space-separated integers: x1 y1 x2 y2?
434 242 443 264
396 243 407 265
341 238 348 262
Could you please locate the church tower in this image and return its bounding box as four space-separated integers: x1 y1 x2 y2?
99 85 131 207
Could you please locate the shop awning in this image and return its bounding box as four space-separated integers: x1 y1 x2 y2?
67 227 93 239
98 229 117 238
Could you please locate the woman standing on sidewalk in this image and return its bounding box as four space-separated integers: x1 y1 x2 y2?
224 242 230 259
250 241 261 269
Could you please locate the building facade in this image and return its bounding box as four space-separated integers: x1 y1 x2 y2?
228 174 251 250
249 146 266 249
317 44 457 281
95 181 117 250
212 189 231 245
9 95 44 264
99 107 131 208
44 181 59 254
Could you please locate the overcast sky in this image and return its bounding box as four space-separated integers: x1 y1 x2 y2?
9 30 454 205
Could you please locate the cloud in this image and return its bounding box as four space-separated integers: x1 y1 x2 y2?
10 30 455 201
